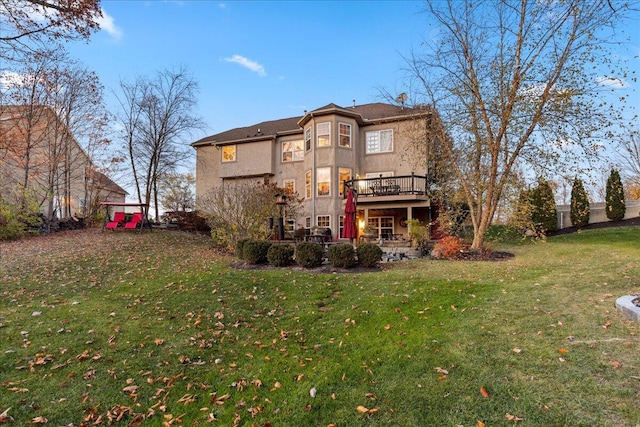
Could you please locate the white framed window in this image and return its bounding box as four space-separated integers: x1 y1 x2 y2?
305 128 312 151
222 145 236 162
317 215 330 228
283 179 295 195
339 168 352 197
282 140 304 162
365 129 393 154
339 215 345 239
339 122 351 147
367 216 394 238
316 167 331 196
317 122 331 147
305 170 312 199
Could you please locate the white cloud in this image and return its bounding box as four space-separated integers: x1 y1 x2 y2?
0 71 31 90
223 55 266 76
596 76 630 89
96 9 122 40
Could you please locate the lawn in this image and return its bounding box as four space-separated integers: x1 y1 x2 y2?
1 228 639 426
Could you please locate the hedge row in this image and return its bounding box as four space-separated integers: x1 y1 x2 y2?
235 239 382 269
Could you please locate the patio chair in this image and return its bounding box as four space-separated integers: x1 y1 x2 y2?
106 211 126 230
124 212 143 229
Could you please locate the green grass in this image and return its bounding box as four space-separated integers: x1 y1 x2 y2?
1 228 639 426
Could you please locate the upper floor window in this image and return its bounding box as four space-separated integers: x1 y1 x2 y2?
365 129 393 154
316 167 331 196
339 123 351 148
222 145 236 162
305 128 311 151
282 140 304 162
317 122 331 147
317 215 330 228
305 170 312 199
339 168 352 196
283 179 295 195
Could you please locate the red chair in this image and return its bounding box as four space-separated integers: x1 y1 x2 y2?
106 211 126 230
124 212 143 229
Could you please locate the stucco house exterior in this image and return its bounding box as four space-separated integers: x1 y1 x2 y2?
192 102 440 242
0 105 126 219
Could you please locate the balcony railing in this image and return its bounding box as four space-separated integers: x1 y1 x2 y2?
345 174 428 198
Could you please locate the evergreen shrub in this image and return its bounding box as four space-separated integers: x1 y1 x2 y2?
295 242 324 268
327 243 356 268
356 243 382 268
243 239 272 264
267 244 294 267
570 177 590 228
235 238 252 260
606 169 625 221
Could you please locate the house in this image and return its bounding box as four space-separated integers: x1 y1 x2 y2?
192 102 441 241
0 105 126 220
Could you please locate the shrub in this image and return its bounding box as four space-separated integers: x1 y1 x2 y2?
0 202 23 241
242 239 272 264
570 177 590 228
530 179 557 233
327 243 356 268
431 236 465 259
356 243 382 268
295 242 323 268
235 238 252 260
267 244 294 267
606 169 625 221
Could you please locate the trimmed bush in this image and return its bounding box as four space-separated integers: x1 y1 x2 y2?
431 236 465 259
530 179 557 233
356 243 382 268
327 243 356 268
606 169 625 221
235 238 252 260
243 239 272 264
295 241 323 268
267 244 294 267
570 177 590 228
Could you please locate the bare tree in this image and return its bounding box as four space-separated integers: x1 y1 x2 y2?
403 0 635 250
617 127 640 194
115 67 205 222
159 172 195 212
0 0 101 62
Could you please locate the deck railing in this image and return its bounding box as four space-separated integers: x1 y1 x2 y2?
345 174 428 198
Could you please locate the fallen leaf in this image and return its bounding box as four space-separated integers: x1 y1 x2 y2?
558 348 568 354
603 321 612 328
356 406 370 414
31 416 48 424
480 386 489 398
435 367 449 375
477 421 486 427
506 412 523 422
611 360 622 369
512 348 522 354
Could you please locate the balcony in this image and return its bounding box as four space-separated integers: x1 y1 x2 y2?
345 174 429 200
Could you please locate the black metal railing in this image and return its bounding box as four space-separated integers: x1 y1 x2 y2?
345 174 428 198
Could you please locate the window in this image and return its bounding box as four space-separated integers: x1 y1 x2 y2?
305 128 311 151
339 123 351 147
282 140 304 162
283 179 295 195
317 215 330 228
339 215 345 239
365 129 393 154
339 168 352 196
222 145 236 162
305 170 312 199
316 167 331 196
317 122 331 147
367 217 394 238
305 217 311 229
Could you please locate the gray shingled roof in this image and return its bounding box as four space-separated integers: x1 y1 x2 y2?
192 102 431 146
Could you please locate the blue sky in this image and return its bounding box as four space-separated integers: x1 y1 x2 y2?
69 1 431 140
66 0 639 148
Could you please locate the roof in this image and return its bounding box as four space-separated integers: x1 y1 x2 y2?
191 102 432 147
